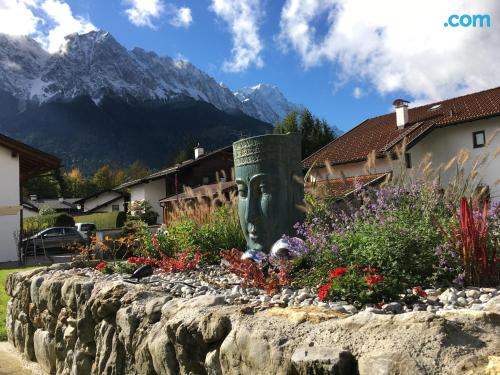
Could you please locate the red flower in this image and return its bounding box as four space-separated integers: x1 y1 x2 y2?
127 257 157 266
412 287 428 297
363 266 380 273
318 283 332 301
330 267 349 279
365 274 384 286
96 261 108 271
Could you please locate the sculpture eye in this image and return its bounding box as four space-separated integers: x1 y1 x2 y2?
260 184 270 196
237 185 248 198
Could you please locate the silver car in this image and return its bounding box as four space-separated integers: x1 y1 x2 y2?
23 227 85 255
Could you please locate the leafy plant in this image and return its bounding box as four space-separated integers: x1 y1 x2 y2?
317 266 396 307
24 213 75 235
127 248 204 273
221 249 291 294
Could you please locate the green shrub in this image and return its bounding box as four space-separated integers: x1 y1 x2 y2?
291 184 460 300
76 212 126 230
24 213 75 234
133 206 245 264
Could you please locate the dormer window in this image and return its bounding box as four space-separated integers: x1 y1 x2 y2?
472 130 485 148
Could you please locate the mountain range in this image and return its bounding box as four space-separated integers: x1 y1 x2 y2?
0 30 316 173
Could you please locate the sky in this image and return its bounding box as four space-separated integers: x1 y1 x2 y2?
0 0 499 132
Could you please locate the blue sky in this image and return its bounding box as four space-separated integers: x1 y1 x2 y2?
1 0 499 132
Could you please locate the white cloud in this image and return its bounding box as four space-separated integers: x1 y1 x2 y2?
170 6 192 28
0 0 96 53
210 0 263 72
38 0 96 53
124 0 164 28
353 86 364 99
279 0 500 103
0 0 41 35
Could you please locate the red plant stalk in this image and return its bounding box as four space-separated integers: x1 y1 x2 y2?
445 197 496 286
221 249 290 294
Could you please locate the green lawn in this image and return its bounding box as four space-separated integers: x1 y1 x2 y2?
0 267 39 341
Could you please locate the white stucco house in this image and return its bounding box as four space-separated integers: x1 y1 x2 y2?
73 190 129 214
0 133 60 263
304 87 500 200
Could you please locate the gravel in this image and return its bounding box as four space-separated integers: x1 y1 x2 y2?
59 264 500 317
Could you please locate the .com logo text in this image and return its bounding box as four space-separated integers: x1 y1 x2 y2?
444 14 491 28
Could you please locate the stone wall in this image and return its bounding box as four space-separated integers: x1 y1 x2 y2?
5 265 500 375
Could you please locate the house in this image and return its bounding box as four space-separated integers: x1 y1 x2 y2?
0 133 60 263
115 145 234 223
22 195 81 216
73 190 129 214
304 87 500 200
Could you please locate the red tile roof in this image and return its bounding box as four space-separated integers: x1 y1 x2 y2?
304 86 500 168
305 173 387 198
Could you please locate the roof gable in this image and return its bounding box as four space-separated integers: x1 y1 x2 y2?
0 133 60 180
304 86 500 168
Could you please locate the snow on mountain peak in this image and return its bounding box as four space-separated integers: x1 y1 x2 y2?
234 84 303 125
0 30 306 125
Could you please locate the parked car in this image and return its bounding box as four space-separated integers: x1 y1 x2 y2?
75 222 97 239
22 227 85 255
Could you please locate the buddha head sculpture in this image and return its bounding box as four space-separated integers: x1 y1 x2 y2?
233 133 304 253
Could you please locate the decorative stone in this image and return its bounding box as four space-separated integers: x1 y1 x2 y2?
382 302 403 314
34 329 56 374
466 289 481 299
291 345 356 374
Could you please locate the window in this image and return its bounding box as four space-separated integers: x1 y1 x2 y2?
80 224 96 232
202 176 209 185
473 130 485 148
112 204 120 212
42 228 64 238
405 153 412 168
64 228 79 236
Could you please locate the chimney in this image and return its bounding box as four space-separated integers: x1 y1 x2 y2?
194 143 204 159
30 194 38 201
393 99 410 129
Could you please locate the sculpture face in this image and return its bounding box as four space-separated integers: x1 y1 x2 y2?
233 134 304 253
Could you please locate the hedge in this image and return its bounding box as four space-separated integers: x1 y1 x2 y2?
23 213 75 235
75 212 127 230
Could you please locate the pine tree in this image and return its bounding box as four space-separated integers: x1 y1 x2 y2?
274 109 336 159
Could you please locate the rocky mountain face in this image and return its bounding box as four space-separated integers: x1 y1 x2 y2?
0 31 302 172
234 84 304 125
0 30 301 124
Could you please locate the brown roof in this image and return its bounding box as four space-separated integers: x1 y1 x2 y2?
116 145 232 190
304 86 500 168
305 173 387 198
160 181 236 203
0 133 60 181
